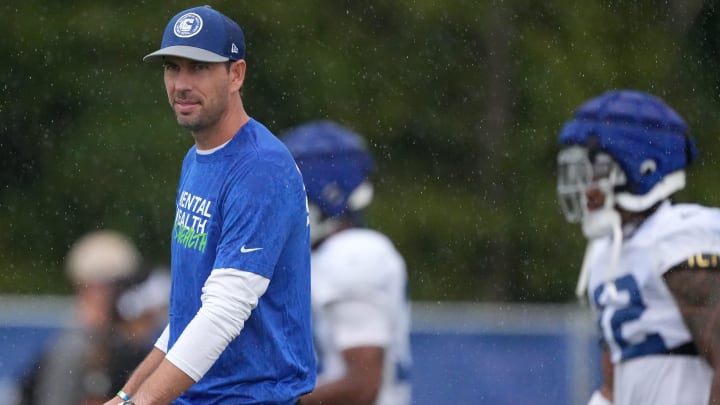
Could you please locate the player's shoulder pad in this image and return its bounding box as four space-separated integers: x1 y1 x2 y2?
314 228 405 286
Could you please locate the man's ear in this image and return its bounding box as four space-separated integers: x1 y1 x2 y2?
230 60 246 92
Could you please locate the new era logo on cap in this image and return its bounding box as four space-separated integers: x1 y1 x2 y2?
143 6 246 63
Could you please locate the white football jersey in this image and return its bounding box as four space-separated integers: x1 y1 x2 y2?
584 201 720 405
311 228 411 405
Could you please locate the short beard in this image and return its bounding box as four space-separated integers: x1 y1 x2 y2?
178 115 209 132
176 101 225 133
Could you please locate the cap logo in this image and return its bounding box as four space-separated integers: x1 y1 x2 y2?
174 12 203 38
231 43 239 54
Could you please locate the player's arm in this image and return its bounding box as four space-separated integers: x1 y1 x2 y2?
102 357 194 405
122 358 196 404
663 253 720 403
301 346 384 405
302 297 390 405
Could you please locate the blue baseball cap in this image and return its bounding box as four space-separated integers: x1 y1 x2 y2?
143 6 246 63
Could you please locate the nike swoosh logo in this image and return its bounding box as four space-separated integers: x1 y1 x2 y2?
240 245 263 253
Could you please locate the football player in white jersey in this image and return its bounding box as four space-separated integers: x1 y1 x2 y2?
283 120 412 405
556 89 720 405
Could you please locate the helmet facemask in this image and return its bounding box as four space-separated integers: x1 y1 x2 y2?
557 146 626 240
308 180 374 246
308 203 339 246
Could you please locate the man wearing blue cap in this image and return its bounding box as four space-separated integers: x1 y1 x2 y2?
104 6 315 405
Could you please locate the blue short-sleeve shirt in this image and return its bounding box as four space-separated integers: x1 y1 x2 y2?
169 119 315 404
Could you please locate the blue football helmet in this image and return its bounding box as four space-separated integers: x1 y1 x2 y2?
282 120 375 243
557 89 697 235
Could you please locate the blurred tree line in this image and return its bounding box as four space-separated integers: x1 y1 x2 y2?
3 0 720 302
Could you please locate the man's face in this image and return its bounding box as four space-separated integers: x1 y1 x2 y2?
162 57 234 132
584 153 617 211
75 282 115 331
557 146 626 223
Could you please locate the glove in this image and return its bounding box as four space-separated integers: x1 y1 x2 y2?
587 389 612 405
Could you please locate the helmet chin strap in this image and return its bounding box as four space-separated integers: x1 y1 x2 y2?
576 209 622 299
604 220 623 299
575 243 594 299
581 208 620 239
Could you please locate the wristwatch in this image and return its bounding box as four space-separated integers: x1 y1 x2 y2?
122 401 135 405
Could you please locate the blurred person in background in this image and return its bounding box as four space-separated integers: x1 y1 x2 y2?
556 89 720 404
20 229 169 405
283 120 412 405
107 267 171 402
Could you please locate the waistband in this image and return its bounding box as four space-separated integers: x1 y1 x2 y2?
662 342 699 356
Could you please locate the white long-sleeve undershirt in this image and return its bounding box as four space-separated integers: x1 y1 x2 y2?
154 268 270 381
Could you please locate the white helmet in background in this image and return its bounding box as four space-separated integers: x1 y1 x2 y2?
65 230 141 284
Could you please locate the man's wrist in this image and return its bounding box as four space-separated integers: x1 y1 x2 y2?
117 390 131 401
117 390 134 405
